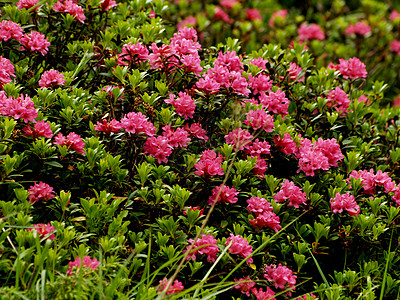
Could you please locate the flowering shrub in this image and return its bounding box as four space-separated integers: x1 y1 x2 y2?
0 0 400 299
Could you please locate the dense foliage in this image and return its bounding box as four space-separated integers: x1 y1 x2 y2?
0 0 400 299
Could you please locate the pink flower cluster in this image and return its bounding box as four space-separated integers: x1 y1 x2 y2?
390 10 400 21
248 73 273 95
157 278 184 295
194 149 224 177
119 112 156 136
244 139 271 157
184 123 208 141
0 92 38 123
264 263 297 294
288 62 305 82
38 69 65 88
245 8 262 21
274 180 307 208
251 287 276 300
197 51 250 96
0 20 23 42
225 128 253 150
234 276 256 296
54 132 86 154
298 23 325 41
269 9 287 27
247 196 281 232
67 256 100 276
345 22 371 36
28 182 55 204
117 42 149 66
162 125 191 148
274 133 297 155
348 169 396 194
53 0 86 23
390 40 400 55
326 86 350 115
208 184 239 205
165 92 196 120
215 6 231 23
0 56 15 87
328 57 367 79
19 30 51 56
330 192 360 216
245 108 274 132
184 234 219 262
177 16 197 30
100 0 117 11
143 136 172 164
226 233 253 264
259 89 290 117
94 119 121 134
297 137 344 176
17 0 39 10
28 223 56 240
23 120 53 138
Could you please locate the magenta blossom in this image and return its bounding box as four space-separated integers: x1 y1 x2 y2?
194 149 224 177
330 192 360 216
39 69 65 88
28 223 56 240
184 234 219 262
67 256 100 276
54 132 86 154
157 278 184 295
208 184 238 205
225 233 253 264
28 182 55 204
264 263 297 294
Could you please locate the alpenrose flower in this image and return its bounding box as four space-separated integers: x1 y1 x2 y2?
225 128 253 150
326 86 350 115
194 149 224 177
184 234 219 262
244 108 275 132
53 0 86 23
269 9 287 27
247 196 281 232
38 69 65 88
19 30 51 56
0 94 38 123
390 40 400 55
54 132 86 154
17 0 39 10
0 56 15 87
298 23 325 41
328 57 367 79
345 21 371 36
263 263 297 294
251 287 276 300
330 192 360 216
119 111 156 136
225 233 253 264
0 20 23 42
208 184 239 205
23 120 53 138
234 276 256 296
157 278 184 295
27 223 56 240
347 169 396 194
143 136 173 164
165 92 196 120
28 182 55 204
274 179 307 208
67 256 100 276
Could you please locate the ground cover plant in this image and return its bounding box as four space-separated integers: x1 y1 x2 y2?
0 0 400 299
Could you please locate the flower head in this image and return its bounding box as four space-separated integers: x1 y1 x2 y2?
28 223 55 240
67 256 100 276
39 69 65 88
157 278 184 295
28 182 55 204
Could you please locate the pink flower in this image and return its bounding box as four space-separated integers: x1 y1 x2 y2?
288 62 305 82
247 196 281 232
326 86 350 115
329 57 367 79
67 256 100 276
165 92 196 120
0 94 38 123
183 206 204 216
214 6 231 23
220 0 238 10
234 276 256 296
330 192 360 216
274 179 307 208
208 184 238 205
245 8 262 21
194 149 224 177
0 56 15 87
100 0 117 11
53 0 86 23
28 223 55 240
196 76 221 94
184 234 219 262
28 182 55 204
259 89 290 117
225 128 253 150
19 30 51 56
17 0 39 10
264 263 297 293
54 132 85 154
215 51 243 72
23 120 53 138
252 156 268 176
390 40 400 55
298 23 325 41
177 16 197 30
117 42 149 66
157 278 184 295
39 69 65 88
269 9 287 27
348 169 395 194
345 22 371 36
120 112 156 136
392 187 400 206
274 133 298 155
162 125 190 148
143 136 173 164
390 10 400 21
247 196 273 214
226 233 253 264
248 74 273 95
295 293 318 300
251 287 276 300
249 57 268 70
0 20 23 42
184 123 208 141
94 119 121 134
245 108 274 132
244 139 271 156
